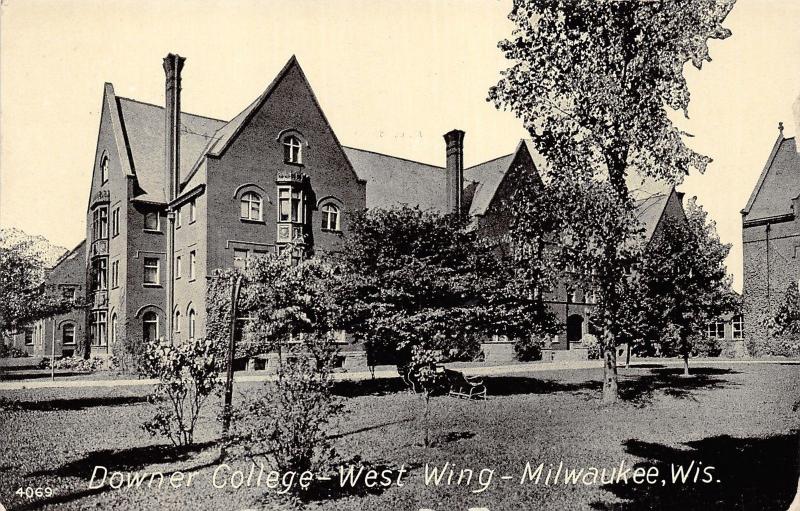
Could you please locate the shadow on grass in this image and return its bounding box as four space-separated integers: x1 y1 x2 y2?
619 368 739 406
485 376 599 397
0 394 149 411
590 432 800 510
332 377 408 397
27 441 217 479
19 441 218 510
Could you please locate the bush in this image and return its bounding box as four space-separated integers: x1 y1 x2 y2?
514 335 543 361
234 340 342 478
39 355 105 371
111 336 146 374
0 342 28 358
691 332 722 357
139 337 223 447
582 334 601 360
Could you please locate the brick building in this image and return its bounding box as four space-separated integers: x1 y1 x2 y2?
19 54 687 361
741 124 800 343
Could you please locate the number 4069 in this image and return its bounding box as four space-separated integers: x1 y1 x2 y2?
15 487 53 499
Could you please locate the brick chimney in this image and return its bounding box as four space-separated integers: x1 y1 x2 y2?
163 53 184 344
444 129 465 215
163 53 185 201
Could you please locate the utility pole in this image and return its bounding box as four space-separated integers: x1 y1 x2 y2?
50 318 56 381
222 274 243 436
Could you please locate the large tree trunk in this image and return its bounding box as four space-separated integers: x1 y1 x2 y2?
602 329 618 404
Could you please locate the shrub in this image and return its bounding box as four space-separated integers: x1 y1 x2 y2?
235 340 342 479
582 334 601 360
39 355 105 371
514 335 543 361
111 335 146 374
0 342 28 358
139 337 223 447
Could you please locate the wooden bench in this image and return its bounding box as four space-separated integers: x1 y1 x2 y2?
444 368 487 400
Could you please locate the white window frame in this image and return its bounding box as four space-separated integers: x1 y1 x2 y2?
240 192 263 221
732 315 743 340
283 135 302 164
189 251 196 280
188 309 196 340
321 203 340 231
144 211 160 231
111 207 120 237
175 207 182 228
143 257 160 285
175 255 182 279
111 260 119 288
100 155 109 184
62 324 76 345
189 200 196 223
142 311 159 342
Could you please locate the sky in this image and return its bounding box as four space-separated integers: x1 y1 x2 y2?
1 0 799 291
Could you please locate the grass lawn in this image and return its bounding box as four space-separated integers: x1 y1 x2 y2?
1 361 798 510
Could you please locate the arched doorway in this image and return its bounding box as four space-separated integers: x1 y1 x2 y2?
567 314 584 344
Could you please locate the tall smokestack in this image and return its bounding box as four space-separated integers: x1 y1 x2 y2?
444 129 465 216
163 53 185 201
163 53 184 344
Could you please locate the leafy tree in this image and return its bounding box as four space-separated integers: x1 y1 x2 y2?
335 206 555 371
489 0 736 402
628 197 735 374
0 238 74 346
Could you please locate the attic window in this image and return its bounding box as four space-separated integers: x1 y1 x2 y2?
283 135 302 164
100 155 109 184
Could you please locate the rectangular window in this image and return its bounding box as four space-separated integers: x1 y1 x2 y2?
92 311 107 346
61 286 76 301
278 187 290 222
24 328 33 346
111 208 120 237
144 211 160 231
143 257 160 285
291 189 302 222
175 207 182 228
189 200 196 223
62 325 76 345
93 258 107 291
233 249 249 269
175 256 182 279
92 207 108 240
111 260 119 288
707 321 725 339
189 251 196 280
732 315 743 339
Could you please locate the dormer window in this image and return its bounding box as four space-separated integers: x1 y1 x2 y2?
283 135 302 164
321 203 340 231
100 155 109 184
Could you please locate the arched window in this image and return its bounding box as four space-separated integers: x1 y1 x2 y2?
283 135 302 164
321 203 340 231
100 155 109 184
62 324 76 345
240 192 263 221
174 310 181 333
142 311 159 342
188 309 196 340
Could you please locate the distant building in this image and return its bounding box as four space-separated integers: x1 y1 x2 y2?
16 54 686 362
741 124 800 343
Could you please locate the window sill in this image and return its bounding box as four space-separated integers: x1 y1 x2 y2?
189 278 196 282
143 229 162 234
321 228 342 233
283 161 304 167
241 218 265 224
143 283 162 288
189 220 196 225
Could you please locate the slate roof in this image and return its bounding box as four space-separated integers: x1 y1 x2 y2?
343 147 449 212
742 135 799 222
463 153 514 217
116 97 226 203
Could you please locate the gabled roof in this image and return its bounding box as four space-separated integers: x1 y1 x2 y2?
343 147 448 211
116 97 226 203
742 134 799 222
463 153 514 217
634 192 672 242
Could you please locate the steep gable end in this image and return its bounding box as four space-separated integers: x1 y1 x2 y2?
742 135 799 222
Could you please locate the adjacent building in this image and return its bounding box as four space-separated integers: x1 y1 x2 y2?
19 54 688 362
741 124 800 343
